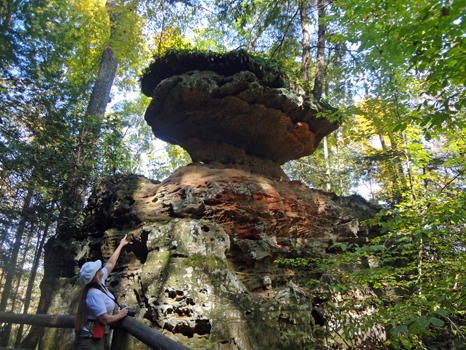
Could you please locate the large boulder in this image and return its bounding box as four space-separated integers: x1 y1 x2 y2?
39 169 381 350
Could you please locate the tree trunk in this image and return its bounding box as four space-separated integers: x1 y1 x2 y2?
312 0 326 99
14 221 49 347
378 132 387 149
246 1 280 52
26 2 124 347
57 0 121 232
363 71 370 98
323 136 331 192
246 29 263 52
364 74 387 150
299 0 311 85
87 0 121 120
400 132 416 201
0 223 34 347
0 190 32 312
334 132 343 194
12 228 35 311
19 278 58 349
387 132 408 203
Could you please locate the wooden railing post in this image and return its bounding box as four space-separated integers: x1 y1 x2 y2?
0 323 12 347
110 326 130 350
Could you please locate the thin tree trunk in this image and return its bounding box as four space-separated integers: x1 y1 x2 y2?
312 0 326 99
299 0 311 85
246 29 263 52
19 277 59 349
323 136 331 191
0 223 34 347
0 231 6 285
14 221 49 347
400 132 416 201
321 46 332 193
12 227 35 311
0 277 20 346
378 132 387 149
246 14 267 52
387 131 408 203
364 74 387 150
0 190 33 312
324 45 331 98
363 71 370 98
334 132 343 195
246 2 280 52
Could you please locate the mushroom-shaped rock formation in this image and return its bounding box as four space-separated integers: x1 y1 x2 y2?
141 50 340 179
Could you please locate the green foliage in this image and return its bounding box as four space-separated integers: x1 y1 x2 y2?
283 127 362 196
140 48 300 96
99 94 192 179
331 0 466 131
211 0 316 66
1 0 466 349
187 337 218 350
279 170 466 347
149 143 191 179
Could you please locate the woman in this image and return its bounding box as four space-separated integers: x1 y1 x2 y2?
75 234 129 350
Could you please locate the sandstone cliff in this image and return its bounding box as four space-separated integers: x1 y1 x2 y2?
39 167 380 349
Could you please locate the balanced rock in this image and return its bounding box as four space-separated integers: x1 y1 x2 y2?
141 51 340 179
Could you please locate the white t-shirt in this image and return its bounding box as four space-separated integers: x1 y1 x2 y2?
85 267 115 320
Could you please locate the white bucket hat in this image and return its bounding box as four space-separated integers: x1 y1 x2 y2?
79 260 102 286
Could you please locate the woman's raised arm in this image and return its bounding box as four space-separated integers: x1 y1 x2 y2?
104 234 129 275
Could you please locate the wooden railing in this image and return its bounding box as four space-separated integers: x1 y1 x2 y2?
0 312 190 350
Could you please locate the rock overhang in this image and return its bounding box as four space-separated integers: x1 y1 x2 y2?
141 50 341 175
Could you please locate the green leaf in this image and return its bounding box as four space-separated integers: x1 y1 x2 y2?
418 318 430 331
392 123 407 132
392 325 407 336
429 317 444 327
434 308 447 317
